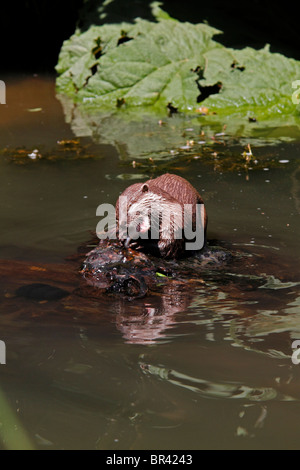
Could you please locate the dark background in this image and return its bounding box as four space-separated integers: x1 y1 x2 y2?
1 0 299 73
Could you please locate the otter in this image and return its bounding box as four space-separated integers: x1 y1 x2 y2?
115 173 207 259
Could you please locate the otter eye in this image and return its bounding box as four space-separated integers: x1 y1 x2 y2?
142 184 149 193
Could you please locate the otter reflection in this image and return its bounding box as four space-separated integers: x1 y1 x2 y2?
114 284 192 344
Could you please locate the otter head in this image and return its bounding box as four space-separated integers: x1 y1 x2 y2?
122 183 184 256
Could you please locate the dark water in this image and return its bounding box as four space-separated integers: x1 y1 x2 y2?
0 75 300 450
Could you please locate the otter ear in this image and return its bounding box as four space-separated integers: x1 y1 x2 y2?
142 184 149 193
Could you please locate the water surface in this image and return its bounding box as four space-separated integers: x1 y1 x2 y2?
0 75 299 450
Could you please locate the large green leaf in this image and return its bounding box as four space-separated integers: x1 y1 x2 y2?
56 13 221 112
56 2 300 143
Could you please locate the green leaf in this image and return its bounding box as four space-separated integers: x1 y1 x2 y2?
150 1 177 21
156 272 168 277
56 9 221 112
55 3 300 142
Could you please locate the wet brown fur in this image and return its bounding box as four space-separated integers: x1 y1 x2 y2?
116 173 207 258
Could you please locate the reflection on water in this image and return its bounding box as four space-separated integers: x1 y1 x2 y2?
114 284 191 344
0 75 300 449
139 362 294 401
